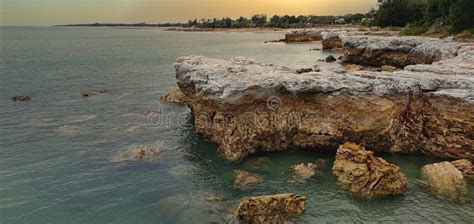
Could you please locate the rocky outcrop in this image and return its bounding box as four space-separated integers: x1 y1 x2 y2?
451 159 474 180
285 29 324 42
340 35 467 67
160 89 188 105
421 161 469 202
174 38 473 160
332 142 408 197
234 193 306 223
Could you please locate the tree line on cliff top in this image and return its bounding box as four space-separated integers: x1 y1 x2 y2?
187 0 473 33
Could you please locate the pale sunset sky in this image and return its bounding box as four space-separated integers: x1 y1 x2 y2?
0 0 378 26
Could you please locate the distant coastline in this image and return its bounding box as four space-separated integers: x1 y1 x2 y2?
53 22 186 28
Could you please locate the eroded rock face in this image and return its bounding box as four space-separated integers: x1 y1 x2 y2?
160 89 188 105
332 142 408 197
174 49 473 161
421 161 469 202
451 159 474 180
234 193 306 223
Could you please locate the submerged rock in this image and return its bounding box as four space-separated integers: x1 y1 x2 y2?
234 170 263 188
332 142 408 197
421 161 469 202
325 55 337 62
160 89 188 105
111 142 165 162
450 159 474 180
81 92 99 97
11 96 32 101
291 163 317 180
242 157 271 171
234 193 306 223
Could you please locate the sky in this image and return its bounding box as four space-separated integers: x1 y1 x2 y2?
0 0 378 26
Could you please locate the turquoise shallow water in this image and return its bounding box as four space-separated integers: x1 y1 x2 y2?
0 27 473 223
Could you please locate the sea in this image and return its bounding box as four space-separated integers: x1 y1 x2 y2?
0 26 473 223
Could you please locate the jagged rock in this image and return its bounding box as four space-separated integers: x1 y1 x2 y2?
11 96 32 101
174 34 474 161
332 142 408 197
234 193 306 223
451 159 474 180
421 161 469 202
325 55 337 63
291 163 317 180
234 170 263 188
160 89 188 105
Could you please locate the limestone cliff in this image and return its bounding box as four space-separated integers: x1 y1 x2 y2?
173 35 474 161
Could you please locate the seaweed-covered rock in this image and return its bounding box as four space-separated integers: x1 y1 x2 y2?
234 193 306 223
11 96 32 101
421 161 469 202
332 142 408 197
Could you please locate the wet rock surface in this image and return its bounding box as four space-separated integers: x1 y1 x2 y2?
421 161 469 202
234 193 306 223
332 142 408 197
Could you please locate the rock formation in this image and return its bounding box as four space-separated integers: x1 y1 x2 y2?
234 193 306 223
174 34 473 161
421 161 469 202
160 89 188 105
451 159 474 180
332 142 408 197
234 170 263 188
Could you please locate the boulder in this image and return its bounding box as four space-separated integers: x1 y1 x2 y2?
11 96 32 101
234 170 263 188
451 159 474 180
160 89 188 105
325 55 337 63
234 193 306 223
296 68 314 74
332 142 408 197
421 161 469 202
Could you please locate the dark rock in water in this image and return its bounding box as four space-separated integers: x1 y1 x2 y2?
11 96 32 101
82 92 98 97
296 68 314 74
310 48 321 51
317 59 325 62
264 39 285 43
325 55 337 63
234 193 306 223
338 56 343 60
99 89 109 93
313 65 321 72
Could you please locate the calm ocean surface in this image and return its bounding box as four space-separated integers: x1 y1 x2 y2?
0 27 473 223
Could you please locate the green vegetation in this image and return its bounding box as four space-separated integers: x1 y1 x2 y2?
374 0 474 34
186 14 370 29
